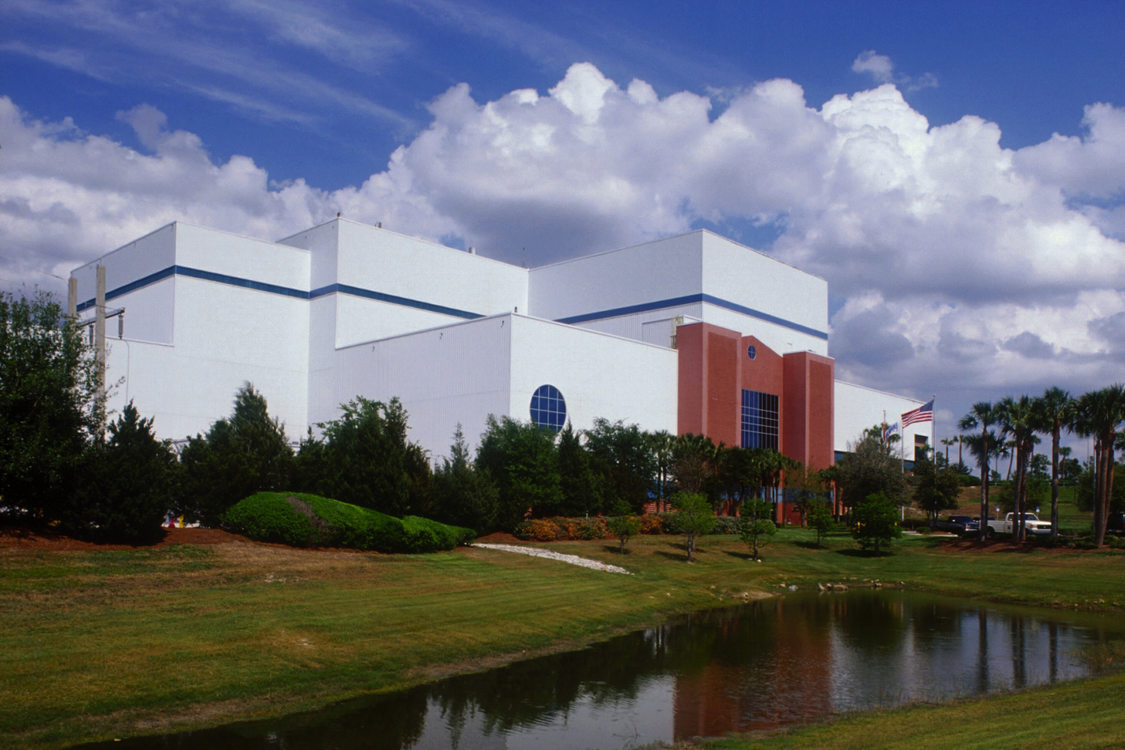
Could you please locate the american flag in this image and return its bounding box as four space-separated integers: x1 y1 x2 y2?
901 399 934 427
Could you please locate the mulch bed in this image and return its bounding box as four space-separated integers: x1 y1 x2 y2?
939 537 1076 554
0 525 245 551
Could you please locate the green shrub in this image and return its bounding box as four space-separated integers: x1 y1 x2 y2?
607 515 642 553
402 515 476 552
223 493 318 546
222 492 473 552
712 516 740 535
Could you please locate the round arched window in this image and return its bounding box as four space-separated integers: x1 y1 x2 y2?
530 384 566 433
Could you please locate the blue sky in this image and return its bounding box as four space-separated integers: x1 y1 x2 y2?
5 1 1121 188
2 0 1124 446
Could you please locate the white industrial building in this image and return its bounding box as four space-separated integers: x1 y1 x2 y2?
69 218 931 475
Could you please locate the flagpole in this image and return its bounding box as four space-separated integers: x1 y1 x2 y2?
930 393 936 464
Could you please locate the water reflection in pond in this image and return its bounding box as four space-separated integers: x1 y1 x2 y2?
79 591 1124 749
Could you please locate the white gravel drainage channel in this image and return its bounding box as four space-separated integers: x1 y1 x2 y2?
473 543 632 574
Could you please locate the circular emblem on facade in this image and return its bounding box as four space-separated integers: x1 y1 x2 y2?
747 345 757 360
530 384 566 432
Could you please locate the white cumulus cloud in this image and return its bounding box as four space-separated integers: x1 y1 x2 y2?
2 62 1123 424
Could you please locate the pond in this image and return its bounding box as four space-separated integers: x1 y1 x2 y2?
78 590 1125 749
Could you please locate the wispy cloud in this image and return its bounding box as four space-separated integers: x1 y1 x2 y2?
852 50 938 92
0 0 415 130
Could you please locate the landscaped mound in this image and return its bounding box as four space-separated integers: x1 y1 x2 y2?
223 492 475 552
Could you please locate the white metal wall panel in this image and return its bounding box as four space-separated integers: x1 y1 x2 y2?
834 380 931 454
572 304 705 343
106 278 175 344
698 302 828 356
176 223 310 291
70 223 178 307
507 316 678 437
278 221 339 290
700 232 828 337
325 315 513 458
333 295 466 349
335 220 528 318
103 338 309 443
168 277 309 434
528 232 704 322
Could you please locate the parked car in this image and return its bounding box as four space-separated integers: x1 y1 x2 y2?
1107 512 1125 535
931 515 979 536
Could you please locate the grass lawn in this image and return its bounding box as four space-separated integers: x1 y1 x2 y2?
1 527 1123 748
699 669 1125 750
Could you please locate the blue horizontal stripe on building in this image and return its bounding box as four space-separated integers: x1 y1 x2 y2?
554 293 829 340
75 266 482 320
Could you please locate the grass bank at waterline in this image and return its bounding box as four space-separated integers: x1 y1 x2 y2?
1 529 1122 748
700 669 1125 750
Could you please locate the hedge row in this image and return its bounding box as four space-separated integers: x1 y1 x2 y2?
513 513 741 541
222 492 475 552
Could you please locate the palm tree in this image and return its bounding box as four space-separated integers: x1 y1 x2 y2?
1032 388 1074 540
941 437 954 465
957 435 964 466
960 402 999 542
1003 439 1016 480
996 395 1039 542
672 433 720 496
1072 384 1125 547
647 430 676 512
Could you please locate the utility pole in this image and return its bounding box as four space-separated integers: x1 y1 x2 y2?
94 265 106 433
67 277 77 318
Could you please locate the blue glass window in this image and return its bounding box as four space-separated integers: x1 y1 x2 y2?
741 389 779 450
530 384 566 433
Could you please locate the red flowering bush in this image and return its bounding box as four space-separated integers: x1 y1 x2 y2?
513 516 613 541
515 518 562 541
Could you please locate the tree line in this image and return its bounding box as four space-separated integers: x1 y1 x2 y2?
0 290 808 543
6 290 1119 548
959 386 1125 547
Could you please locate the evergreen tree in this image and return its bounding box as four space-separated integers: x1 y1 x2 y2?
672 490 715 562
851 492 902 554
177 383 293 525
316 397 425 517
475 415 562 531
806 501 835 546
832 428 908 511
584 419 657 513
739 496 776 561
910 450 961 522
0 290 101 522
431 425 499 533
72 402 176 543
557 424 605 516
